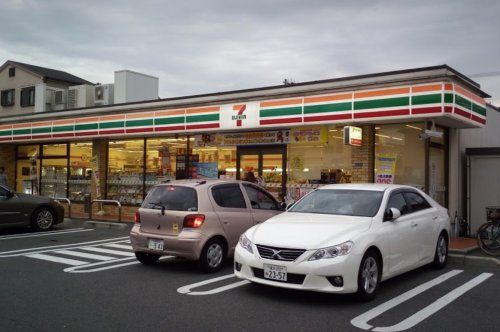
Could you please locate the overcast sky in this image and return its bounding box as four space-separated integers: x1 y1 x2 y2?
1 0 499 104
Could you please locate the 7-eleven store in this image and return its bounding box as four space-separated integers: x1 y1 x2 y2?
0 65 489 221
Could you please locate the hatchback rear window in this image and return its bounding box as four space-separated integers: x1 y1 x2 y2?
142 186 198 211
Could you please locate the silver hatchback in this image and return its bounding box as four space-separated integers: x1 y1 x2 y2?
130 179 284 272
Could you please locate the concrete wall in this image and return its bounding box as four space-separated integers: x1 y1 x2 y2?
114 70 158 104
0 65 41 116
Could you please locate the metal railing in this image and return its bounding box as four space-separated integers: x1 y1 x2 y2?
54 198 71 218
89 199 122 222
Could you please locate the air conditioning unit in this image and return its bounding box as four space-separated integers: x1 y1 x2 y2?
68 84 95 109
94 84 114 106
51 90 66 111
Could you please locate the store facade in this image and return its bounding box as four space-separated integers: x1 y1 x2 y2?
0 65 489 221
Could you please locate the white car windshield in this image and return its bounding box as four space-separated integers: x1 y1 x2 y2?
289 189 383 217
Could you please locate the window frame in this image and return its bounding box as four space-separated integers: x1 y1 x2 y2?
1 89 15 107
8 67 15 77
385 189 432 216
20 86 35 107
386 191 411 216
242 183 279 210
210 183 247 209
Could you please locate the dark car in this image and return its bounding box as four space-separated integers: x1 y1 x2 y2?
0 185 65 231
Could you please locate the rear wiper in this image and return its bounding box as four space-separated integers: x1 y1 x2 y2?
150 202 166 215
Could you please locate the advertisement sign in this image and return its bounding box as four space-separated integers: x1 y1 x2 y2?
375 153 397 184
197 130 290 146
291 126 328 144
197 162 219 179
343 126 362 146
91 155 101 199
220 101 260 130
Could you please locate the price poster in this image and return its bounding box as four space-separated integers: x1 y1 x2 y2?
375 154 397 184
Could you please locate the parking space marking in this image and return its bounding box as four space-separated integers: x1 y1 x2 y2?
351 270 494 331
102 243 133 250
0 228 93 240
64 256 174 273
79 246 135 256
54 249 116 261
27 253 89 266
177 273 250 295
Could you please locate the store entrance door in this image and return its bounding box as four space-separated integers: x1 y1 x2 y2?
236 145 287 201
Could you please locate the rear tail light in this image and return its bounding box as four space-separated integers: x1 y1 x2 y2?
183 214 205 228
134 211 141 224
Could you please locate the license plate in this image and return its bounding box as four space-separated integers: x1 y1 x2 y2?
263 264 287 281
148 238 164 251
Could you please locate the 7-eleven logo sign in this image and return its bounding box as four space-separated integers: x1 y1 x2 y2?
232 104 247 127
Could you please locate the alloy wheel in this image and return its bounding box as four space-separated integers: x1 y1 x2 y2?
207 243 223 268
437 236 447 264
362 256 378 294
37 210 53 230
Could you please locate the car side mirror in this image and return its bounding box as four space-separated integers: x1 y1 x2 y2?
279 202 287 211
286 202 295 211
384 207 401 222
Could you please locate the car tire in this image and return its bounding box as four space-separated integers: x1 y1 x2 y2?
135 252 160 265
31 208 55 231
356 250 380 301
198 238 226 273
432 232 448 269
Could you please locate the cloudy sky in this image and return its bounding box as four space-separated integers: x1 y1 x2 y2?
1 0 499 104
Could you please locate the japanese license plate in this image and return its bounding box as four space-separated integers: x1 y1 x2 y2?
263 264 287 281
148 238 164 251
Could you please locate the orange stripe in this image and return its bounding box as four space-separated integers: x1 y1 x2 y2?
444 83 453 91
454 85 471 98
155 109 185 117
186 106 220 114
233 104 246 110
53 119 74 126
470 93 486 105
0 125 12 130
100 114 125 121
126 112 155 119
354 87 409 99
304 93 352 104
411 84 442 93
76 117 99 123
260 98 302 108
12 123 30 129
32 121 52 128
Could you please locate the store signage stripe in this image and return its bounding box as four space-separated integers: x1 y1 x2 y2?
154 116 184 125
412 106 442 115
185 123 219 130
76 123 98 131
53 133 75 138
32 127 52 134
471 114 486 124
100 121 125 129
75 117 99 123
126 111 155 119
444 83 453 91
186 113 219 123
126 127 154 133
156 109 185 117
354 87 410 99
0 124 12 130
31 121 52 128
444 93 454 103
303 113 353 122
0 130 12 136
411 84 442 93
186 106 220 114
454 108 471 119
155 125 185 132
99 129 125 135
354 97 410 110
260 106 302 118
303 102 352 114
304 93 351 104
353 109 410 119
0 137 12 141
13 128 32 135
30 134 50 139
100 115 125 121
455 95 472 110
260 117 302 125
260 98 302 108
472 104 486 116
52 125 74 133
411 94 442 105
125 119 154 127
444 106 453 113
75 131 99 136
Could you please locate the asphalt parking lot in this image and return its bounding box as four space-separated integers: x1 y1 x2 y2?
1 220 499 332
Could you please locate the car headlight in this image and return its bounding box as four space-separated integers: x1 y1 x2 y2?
238 233 253 254
308 241 353 261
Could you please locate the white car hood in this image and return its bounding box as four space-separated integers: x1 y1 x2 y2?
248 212 371 250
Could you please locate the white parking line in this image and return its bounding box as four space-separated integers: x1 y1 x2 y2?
26 253 88 266
79 247 135 256
54 249 116 261
102 243 133 250
64 256 174 273
0 228 93 240
177 273 250 295
351 269 494 331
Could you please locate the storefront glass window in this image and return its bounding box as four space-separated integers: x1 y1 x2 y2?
41 160 68 199
16 145 40 194
69 142 92 202
43 143 67 157
192 135 237 180
107 139 145 205
374 123 425 189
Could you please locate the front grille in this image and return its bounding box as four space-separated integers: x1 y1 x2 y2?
252 268 305 284
256 245 306 261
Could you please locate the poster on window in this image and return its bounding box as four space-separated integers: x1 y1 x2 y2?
375 153 397 184
197 162 219 179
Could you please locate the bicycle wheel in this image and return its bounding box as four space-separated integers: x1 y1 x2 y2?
477 221 500 256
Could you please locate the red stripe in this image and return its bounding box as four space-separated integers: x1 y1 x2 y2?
444 106 453 113
260 117 302 125
185 123 220 130
75 131 99 136
303 113 352 122
471 114 486 124
353 109 410 119
0 137 12 141
99 129 125 135
14 135 32 140
126 127 154 134
454 107 471 119
155 125 185 132
412 106 442 115
52 133 75 138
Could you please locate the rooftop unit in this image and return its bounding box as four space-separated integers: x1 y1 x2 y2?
67 84 95 109
114 70 158 104
94 84 114 106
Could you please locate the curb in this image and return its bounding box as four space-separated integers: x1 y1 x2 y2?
84 220 131 229
449 253 500 268
449 247 479 254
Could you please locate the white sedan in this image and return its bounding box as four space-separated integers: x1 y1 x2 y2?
234 184 450 300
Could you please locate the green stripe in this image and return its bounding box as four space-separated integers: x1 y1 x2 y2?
52 125 74 133
354 96 409 110
31 127 51 134
75 123 98 131
14 128 32 135
455 95 471 110
186 113 219 123
260 107 302 118
100 121 124 129
0 130 12 137
444 93 454 103
472 103 486 117
303 102 351 114
411 94 441 105
126 119 154 127
155 116 185 125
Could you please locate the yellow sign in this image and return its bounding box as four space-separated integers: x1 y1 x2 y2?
375 153 397 184
291 126 328 144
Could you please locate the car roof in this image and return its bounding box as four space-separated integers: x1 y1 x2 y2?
153 179 251 188
317 183 420 192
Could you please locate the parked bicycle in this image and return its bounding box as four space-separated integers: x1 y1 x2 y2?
476 206 500 256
